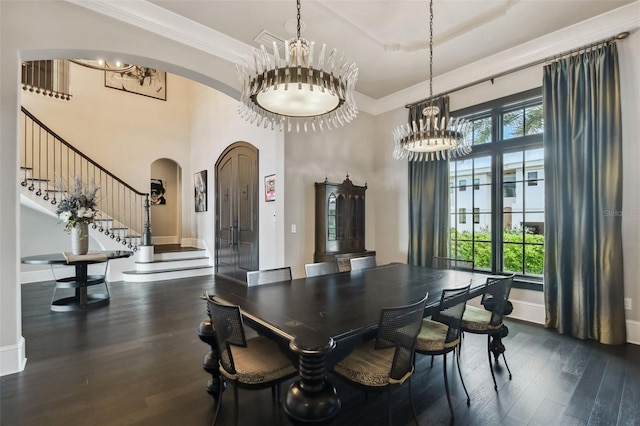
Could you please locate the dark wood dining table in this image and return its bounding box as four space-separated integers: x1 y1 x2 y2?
199 263 490 425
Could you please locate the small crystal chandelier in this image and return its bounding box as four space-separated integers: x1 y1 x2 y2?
236 0 358 132
392 0 471 161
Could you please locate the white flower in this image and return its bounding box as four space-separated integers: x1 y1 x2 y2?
78 207 94 218
59 211 72 222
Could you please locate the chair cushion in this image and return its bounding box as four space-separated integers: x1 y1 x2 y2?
415 319 459 352
461 305 502 332
334 339 411 387
220 335 296 385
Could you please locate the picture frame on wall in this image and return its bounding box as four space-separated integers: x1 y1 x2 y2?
150 179 166 205
105 66 167 101
195 170 207 212
265 174 275 202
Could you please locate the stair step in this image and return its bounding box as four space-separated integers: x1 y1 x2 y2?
122 265 213 282
137 256 209 264
135 256 210 272
154 248 206 261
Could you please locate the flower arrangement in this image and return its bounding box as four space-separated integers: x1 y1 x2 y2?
55 176 100 233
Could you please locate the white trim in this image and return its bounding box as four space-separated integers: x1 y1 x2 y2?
0 337 27 377
509 299 545 325
21 269 57 284
626 319 640 345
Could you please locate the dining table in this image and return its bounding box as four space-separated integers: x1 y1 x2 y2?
198 263 490 425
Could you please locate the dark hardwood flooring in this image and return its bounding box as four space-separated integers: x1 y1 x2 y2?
1 276 639 426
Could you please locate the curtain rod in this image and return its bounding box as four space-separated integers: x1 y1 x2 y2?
405 31 630 109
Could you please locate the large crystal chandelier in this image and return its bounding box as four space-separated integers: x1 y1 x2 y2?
237 0 358 132
392 0 471 161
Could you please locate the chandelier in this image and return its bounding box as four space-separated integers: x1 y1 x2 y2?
236 0 358 132
392 0 471 161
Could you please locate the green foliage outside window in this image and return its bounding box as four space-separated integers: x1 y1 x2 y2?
450 227 544 275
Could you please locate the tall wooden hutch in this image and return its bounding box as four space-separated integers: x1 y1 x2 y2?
314 175 374 268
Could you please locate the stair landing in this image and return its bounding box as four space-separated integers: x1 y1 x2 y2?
122 244 213 282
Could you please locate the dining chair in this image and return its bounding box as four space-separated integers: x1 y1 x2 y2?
206 295 298 426
349 255 377 271
414 284 471 421
432 256 474 270
304 261 339 277
460 273 514 391
246 266 292 286
332 294 428 426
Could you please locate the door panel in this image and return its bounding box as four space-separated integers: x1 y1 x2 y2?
215 143 259 282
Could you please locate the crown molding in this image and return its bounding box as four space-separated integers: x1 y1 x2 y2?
67 0 639 116
371 1 640 115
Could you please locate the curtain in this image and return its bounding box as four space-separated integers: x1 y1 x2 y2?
543 43 626 344
408 97 450 267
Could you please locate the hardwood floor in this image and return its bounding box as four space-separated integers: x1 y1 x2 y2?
2 276 639 425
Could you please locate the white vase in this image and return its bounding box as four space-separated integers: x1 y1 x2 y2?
71 222 89 255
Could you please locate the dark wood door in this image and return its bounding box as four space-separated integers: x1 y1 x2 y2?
215 142 258 282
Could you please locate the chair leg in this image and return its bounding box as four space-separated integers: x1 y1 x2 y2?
455 346 471 405
501 352 513 380
233 385 239 426
387 386 393 426
211 386 224 426
487 334 498 391
409 378 419 426
443 353 454 422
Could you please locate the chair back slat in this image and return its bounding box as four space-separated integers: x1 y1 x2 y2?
433 284 471 344
375 294 428 382
304 261 339 277
246 267 292 286
350 256 377 271
206 296 248 375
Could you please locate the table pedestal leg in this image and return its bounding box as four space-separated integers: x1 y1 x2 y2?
198 318 226 399
285 338 341 425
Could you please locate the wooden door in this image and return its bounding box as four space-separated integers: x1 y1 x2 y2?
215 142 258 282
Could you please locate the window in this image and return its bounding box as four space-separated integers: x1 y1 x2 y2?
459 179 467 191
449 88 544 278
459 208 467 224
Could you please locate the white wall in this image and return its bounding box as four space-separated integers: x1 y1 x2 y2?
187 80 285 269
284 112 377 278
0 0 285 376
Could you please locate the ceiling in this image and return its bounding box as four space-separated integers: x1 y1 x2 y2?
76 0 638 112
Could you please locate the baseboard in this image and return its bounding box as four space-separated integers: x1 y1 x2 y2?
626 319 640 345
474 298 639 345
152 236 180 245
0 337 27 377
21 269 56 284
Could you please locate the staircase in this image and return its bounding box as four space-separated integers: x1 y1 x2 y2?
19 106 213 282
122 244 213 282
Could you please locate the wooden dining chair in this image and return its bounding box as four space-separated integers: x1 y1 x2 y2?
432 256 474 270
460 273 514 391
332 294 428 426
349 256 377 271
206 296 298 426
304 261 339 277
246 266 292 286
414 284 471 421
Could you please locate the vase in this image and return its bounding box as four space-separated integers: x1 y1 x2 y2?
71 222 89 255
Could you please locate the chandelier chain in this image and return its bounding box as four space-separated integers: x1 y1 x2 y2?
429 0 434 102
297 0 302 39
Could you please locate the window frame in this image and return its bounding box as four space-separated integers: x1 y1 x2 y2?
449 88 544 287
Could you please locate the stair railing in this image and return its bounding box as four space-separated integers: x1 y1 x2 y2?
20 106 151 251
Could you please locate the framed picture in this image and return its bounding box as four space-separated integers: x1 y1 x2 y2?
105 66 166 101
195 170 207 212
265 174 276 202
150 179 166 205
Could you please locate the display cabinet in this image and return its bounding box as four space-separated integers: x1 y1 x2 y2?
314 175 373 264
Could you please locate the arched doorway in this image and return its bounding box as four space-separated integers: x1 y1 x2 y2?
215 142 259 282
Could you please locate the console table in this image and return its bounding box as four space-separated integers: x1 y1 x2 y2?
21 250 133 312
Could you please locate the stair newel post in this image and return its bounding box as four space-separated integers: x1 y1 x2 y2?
137 193 155 262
